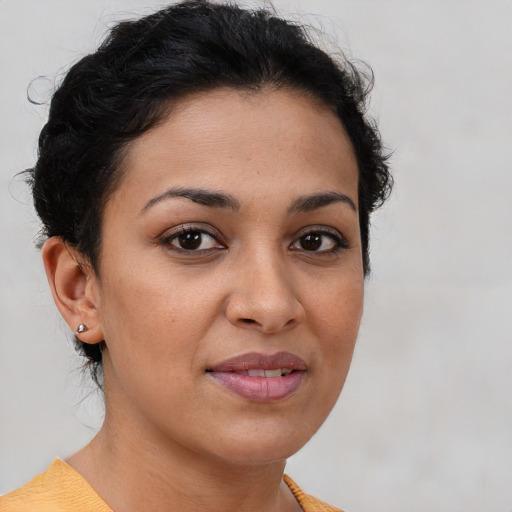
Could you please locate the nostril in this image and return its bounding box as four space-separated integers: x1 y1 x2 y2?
241 318 256 324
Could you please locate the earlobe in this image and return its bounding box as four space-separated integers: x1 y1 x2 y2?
42 237 104 345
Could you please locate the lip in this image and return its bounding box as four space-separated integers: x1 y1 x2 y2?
207 351 307 403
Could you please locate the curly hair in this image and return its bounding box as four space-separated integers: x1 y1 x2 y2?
29 0 392 385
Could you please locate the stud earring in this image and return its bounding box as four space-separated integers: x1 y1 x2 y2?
76 323 88 334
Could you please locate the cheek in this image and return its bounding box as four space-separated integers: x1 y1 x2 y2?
98 274 201 411
309 274 364 341
98 264 222 374
305 273 364 389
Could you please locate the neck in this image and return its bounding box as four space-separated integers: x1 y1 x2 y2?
66 414 300 512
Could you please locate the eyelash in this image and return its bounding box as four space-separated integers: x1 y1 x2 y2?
160 225 226 253
290 227 349 254
160 225 349 255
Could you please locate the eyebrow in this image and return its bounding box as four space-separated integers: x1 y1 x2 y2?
289 192 357 214
141 187 356 216
140 187 241 214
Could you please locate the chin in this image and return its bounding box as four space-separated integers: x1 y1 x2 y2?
205 422 316 466
217 442 301 466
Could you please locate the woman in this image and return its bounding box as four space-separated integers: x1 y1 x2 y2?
0 1 391 511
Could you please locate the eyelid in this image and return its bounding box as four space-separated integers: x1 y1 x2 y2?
294 225 348 242
160 222 222 238
290 225 350 251
159 223 226 250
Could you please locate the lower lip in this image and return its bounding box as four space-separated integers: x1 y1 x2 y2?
208 371 306 403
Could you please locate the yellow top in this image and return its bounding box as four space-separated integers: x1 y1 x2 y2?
1 459 342 512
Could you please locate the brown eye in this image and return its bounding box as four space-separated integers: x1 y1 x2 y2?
166 229 223 252
291 230 345 253
300 234 322 251
177 232 202 250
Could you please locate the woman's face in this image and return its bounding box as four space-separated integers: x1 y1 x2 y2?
92 88 363 465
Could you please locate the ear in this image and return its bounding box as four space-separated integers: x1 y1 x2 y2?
42 237 104 345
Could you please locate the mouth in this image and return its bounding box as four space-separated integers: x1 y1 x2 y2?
226 368 294 377
206 352 307 403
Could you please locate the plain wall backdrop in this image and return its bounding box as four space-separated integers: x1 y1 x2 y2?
1 1 511 511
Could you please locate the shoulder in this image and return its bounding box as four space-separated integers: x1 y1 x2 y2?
0 459 111 512
283 474 344 512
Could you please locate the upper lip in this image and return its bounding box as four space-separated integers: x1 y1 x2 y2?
207 351 307 372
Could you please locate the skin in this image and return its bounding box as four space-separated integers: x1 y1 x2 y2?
43 87 364 512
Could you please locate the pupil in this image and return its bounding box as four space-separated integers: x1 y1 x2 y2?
301 234 321 251
179 232 201 250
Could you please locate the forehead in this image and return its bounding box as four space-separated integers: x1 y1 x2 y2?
111 87 359 212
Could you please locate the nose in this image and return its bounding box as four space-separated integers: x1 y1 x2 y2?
225 250 305 334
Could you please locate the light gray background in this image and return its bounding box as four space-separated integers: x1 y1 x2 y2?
1 1 511 511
